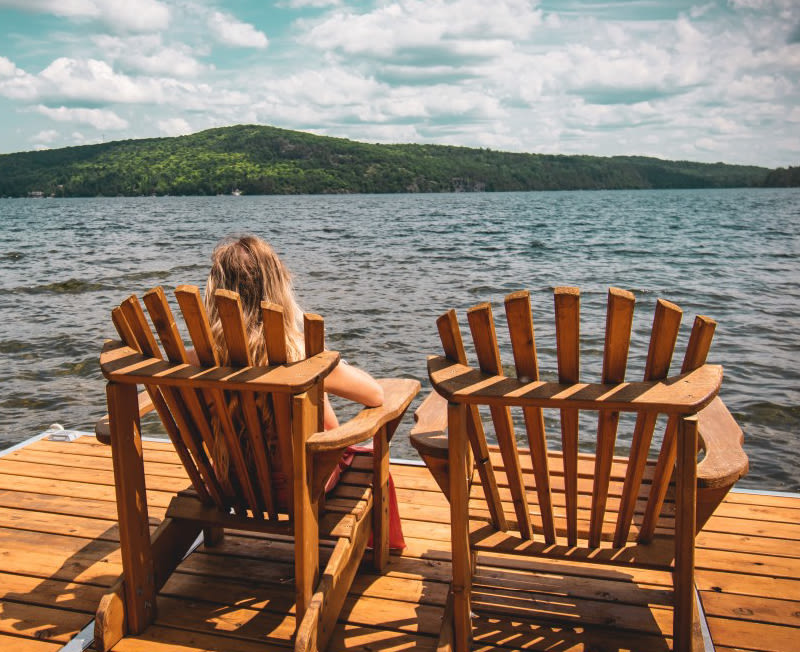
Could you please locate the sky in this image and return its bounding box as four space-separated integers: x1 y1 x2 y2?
0 1 798 168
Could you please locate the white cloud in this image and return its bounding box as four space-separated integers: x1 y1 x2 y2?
39 58 158 103
0 0 170 32
34 105 129 130
31 129 58 143
94 35 207 78
0 59 39 100
301 0 543 57
208 11 268 48
0 56 20 77
158 117 192 136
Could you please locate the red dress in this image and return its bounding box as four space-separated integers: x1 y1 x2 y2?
272 445 406 552
325 445 406 551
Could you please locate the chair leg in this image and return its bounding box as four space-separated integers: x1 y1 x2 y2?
674 415 699 651
107 381 156 635
203 526 224 547
448 401 472 652
373 425 390 570
293 391 320 623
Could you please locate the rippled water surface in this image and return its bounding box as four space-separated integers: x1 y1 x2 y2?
1 189 798 491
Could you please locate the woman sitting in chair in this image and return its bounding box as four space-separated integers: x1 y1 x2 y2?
201 234 405 549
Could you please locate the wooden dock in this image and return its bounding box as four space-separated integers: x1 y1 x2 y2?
0 433 798 651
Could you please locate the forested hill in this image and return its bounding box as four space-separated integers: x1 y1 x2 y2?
0 124 790 198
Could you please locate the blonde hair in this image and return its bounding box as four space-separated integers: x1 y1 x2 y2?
203 235 305 494
204 235 305 363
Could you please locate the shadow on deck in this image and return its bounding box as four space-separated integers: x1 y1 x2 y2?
0 434 798 651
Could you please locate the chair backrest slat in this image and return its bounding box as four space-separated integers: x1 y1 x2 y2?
553 287 581 546
112 306 139 350
304 313 325 357
437 310 507 531
213 290 268 518
261 302 285 363
174 286 239 502
304 314 326 434
143 288 226 509
118 295 212 504
613 299 682 545
108 285 332 523
504 291 556 544
638 315 716 541
175 286 219 365
261 302 294 516
437 309 468 364
446 288 727 552
589 288 635 547
467 303 532 539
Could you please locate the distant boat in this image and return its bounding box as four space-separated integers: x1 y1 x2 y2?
232 188 242 196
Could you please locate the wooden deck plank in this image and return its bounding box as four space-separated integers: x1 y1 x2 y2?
3 447 186 478
0 633 63 651
0 599 91 643
0 434 797 652
0 473 178 508
0 458 190 493
705 617 799 652
112 622 437 651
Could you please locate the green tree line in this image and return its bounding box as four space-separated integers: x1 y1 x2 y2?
0 124 789 198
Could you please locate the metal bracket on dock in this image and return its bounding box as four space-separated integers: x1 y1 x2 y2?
57 619 95 652
46 429 83 442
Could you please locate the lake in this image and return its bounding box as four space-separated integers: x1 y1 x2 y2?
1 188 798 492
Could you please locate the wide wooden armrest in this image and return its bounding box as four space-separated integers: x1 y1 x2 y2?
306 378 420 453
696 396 749 488
428 355 722 415
95 390 155 444
409 390 449 461
100 340 340 393
411 390 448 436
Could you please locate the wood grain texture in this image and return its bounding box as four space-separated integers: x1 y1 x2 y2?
467 303 531 539
504 290 555 544
589 287 634 548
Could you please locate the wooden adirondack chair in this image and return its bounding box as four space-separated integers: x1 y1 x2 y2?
410 287 748 651
94 285 419 652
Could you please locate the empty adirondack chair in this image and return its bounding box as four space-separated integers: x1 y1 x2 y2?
95 285 419 652
410 287 748 651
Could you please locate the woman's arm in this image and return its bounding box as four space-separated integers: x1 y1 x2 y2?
322 361 384 431
325 360 384 407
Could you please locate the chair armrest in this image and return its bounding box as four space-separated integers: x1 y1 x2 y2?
696 396 749 488
411 390 448 436
409 390 449 461
100 339 340 393
95 390 155 444
306 378 420 453
428 355 722 415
